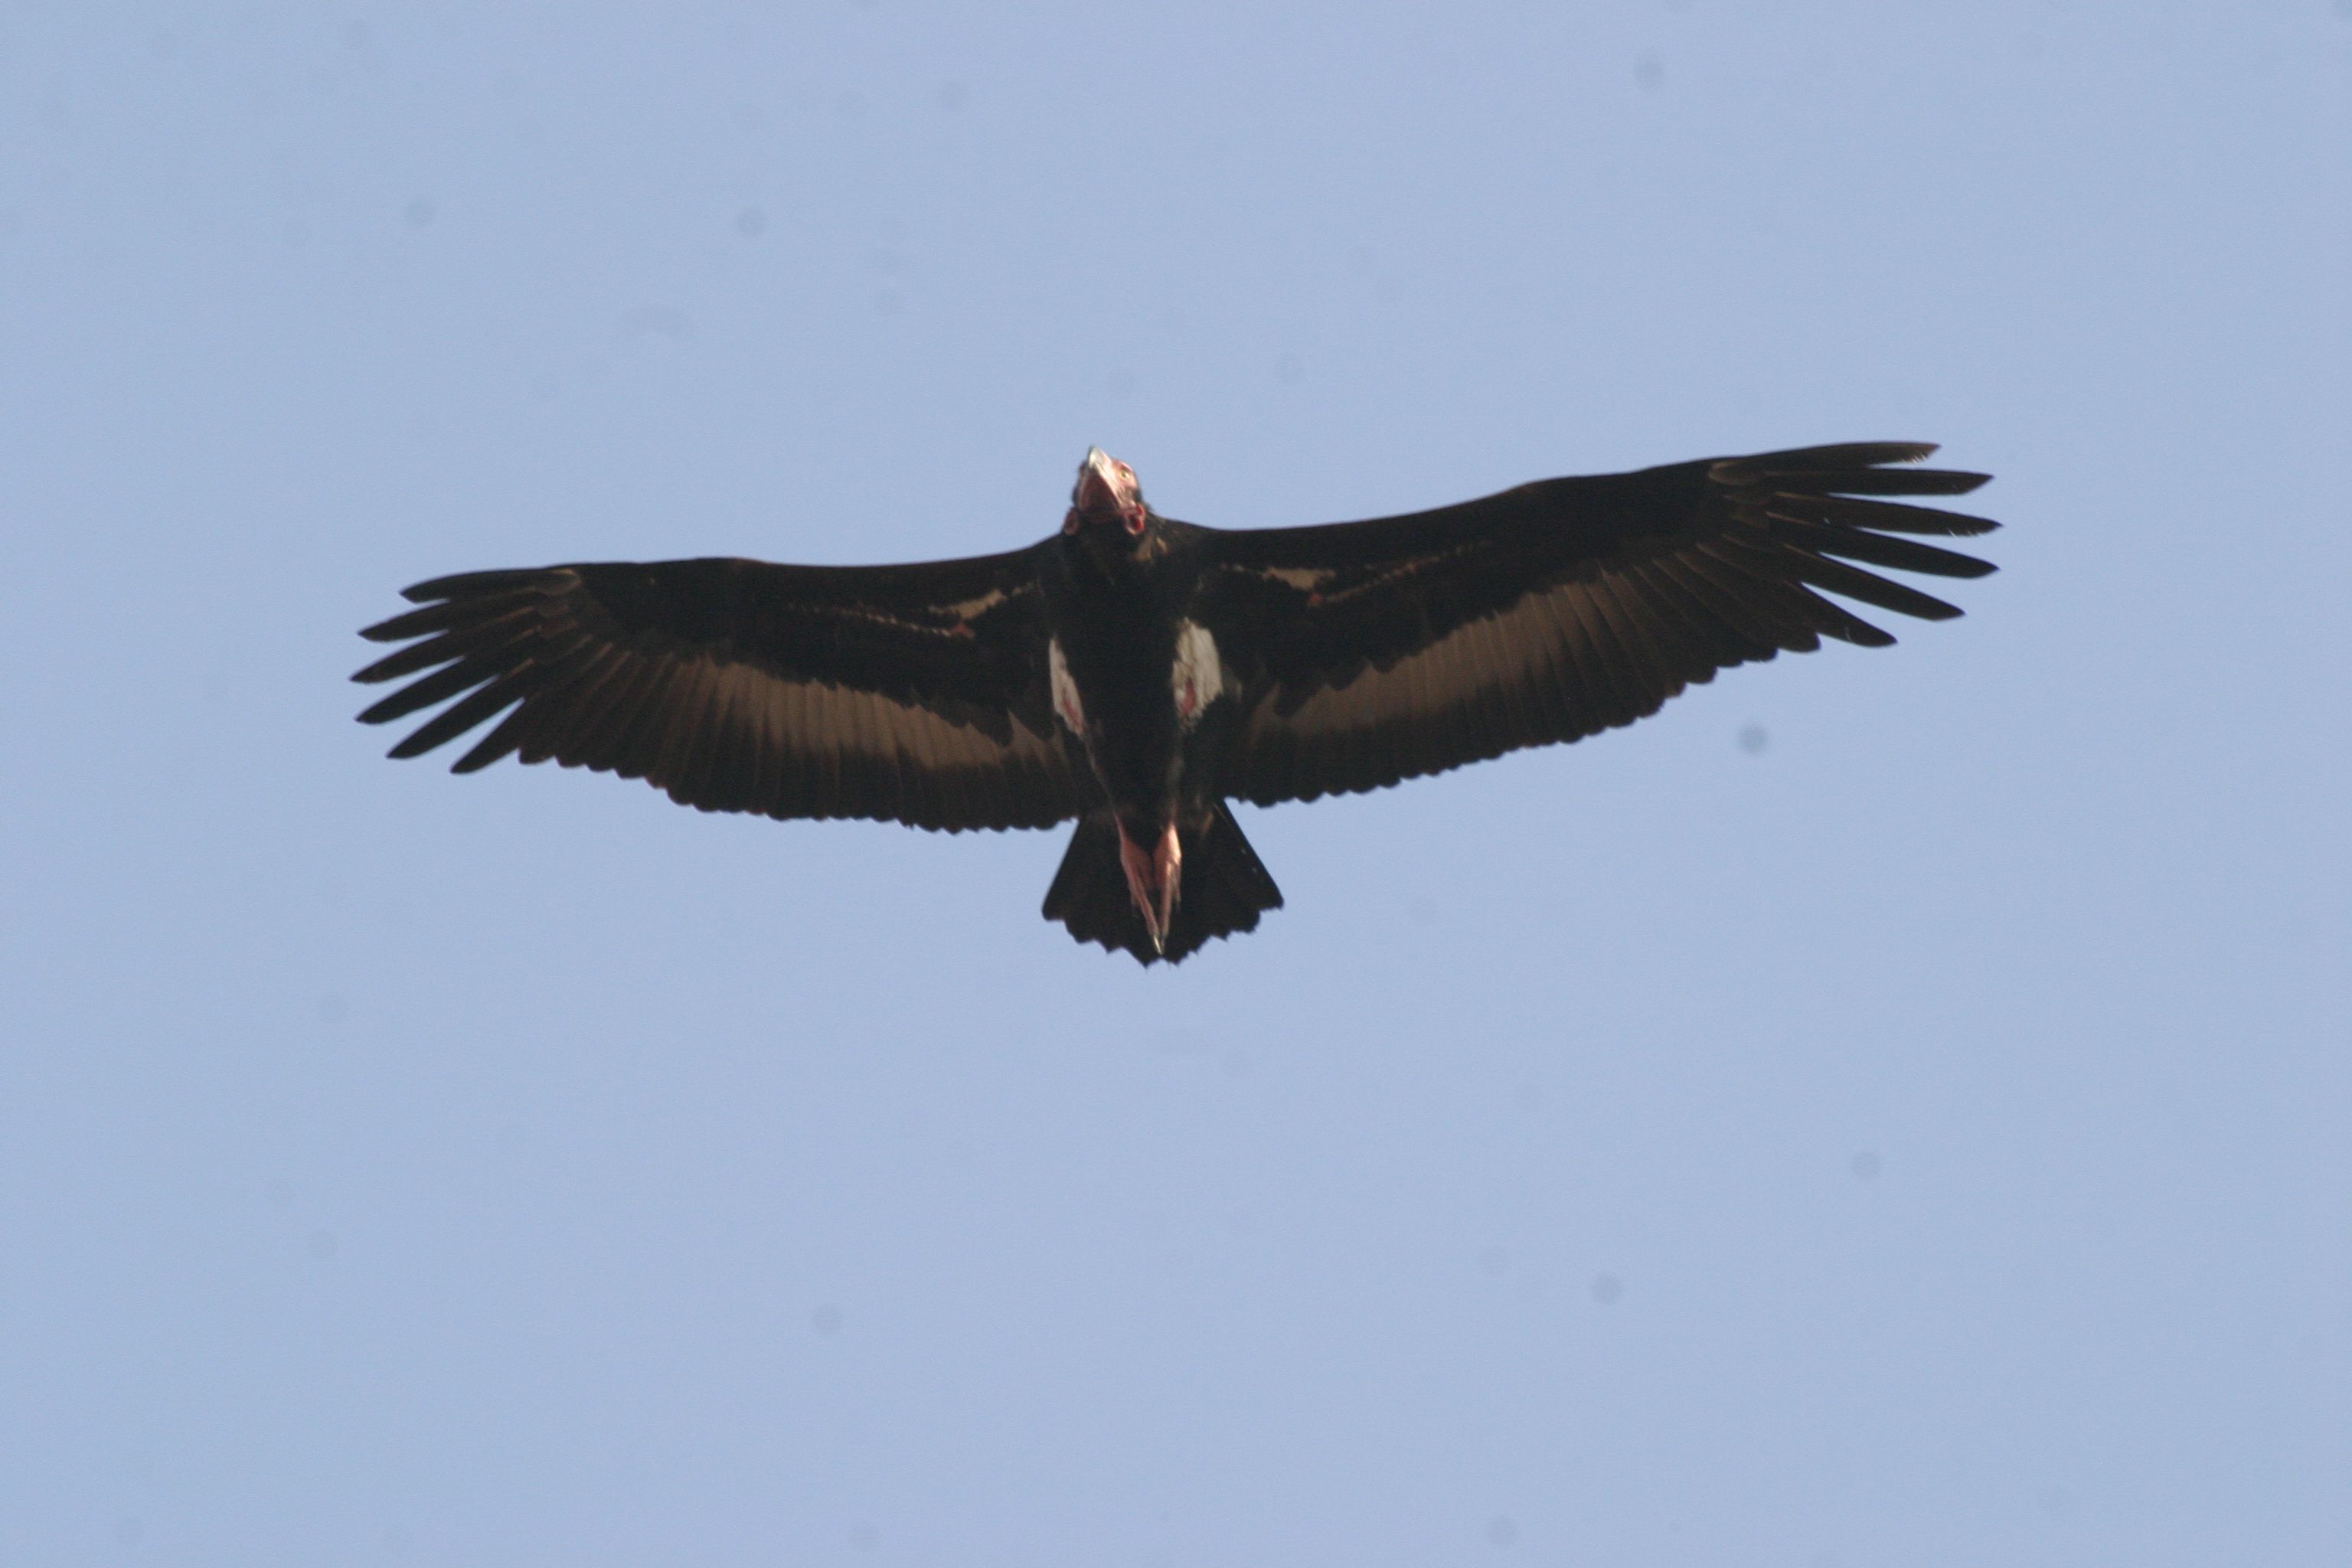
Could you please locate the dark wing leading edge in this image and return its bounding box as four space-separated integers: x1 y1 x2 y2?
1194 443 1997 806
354 550 1083 832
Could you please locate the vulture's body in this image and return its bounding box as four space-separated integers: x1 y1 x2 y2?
357 443 1998 964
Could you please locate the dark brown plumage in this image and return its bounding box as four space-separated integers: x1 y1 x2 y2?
357 442 1997 964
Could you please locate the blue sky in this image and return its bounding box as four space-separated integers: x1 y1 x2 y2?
3 5 2346 1563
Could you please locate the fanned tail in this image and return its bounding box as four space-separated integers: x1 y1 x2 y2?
1043 803 1282 967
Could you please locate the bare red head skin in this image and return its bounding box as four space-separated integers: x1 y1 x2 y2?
1063 447 1148 538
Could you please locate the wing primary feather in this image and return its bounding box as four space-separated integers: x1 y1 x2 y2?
1784 551 1965 622
386 671 537 760
1694 540 1828 653
1635 560 1749 666
1619 563 1736 679
518 648 627 764
397 569 551 605
1674 541 1782 632
358 601 479 644
447 642 602 773
1647 558 1779 661
360 582 545 643
1795 494 2003 538
358 648 524 726
451 694 545 774
1765 513 1997 579
351 606 537 682
1748 466 1991 498
1713 442 1939 479
1782 583 1898 648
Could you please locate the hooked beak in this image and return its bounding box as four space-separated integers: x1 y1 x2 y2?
1068 447 1147 536
1074 446 1125 513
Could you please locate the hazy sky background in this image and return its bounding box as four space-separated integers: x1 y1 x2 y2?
3 5 2346 1564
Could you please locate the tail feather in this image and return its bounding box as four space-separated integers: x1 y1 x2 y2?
1043 803 1282 966
1041 814 1140 956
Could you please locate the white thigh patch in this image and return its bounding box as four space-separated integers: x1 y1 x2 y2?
1171 620 1224 727
1049 638 1085 735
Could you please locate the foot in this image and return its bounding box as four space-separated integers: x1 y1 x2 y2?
1116 822 1183 955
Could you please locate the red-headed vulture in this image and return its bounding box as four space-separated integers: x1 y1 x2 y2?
357 443 1997 965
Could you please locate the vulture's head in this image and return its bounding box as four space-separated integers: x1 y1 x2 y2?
1063 447 1152 558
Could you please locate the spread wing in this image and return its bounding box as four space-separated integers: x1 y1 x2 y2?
354 550 1084 832
1193 443 1998 806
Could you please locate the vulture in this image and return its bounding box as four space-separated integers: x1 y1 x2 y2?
356 443 1997 965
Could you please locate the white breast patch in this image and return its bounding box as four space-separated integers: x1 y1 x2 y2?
1048 638 1085 736
1171 620 1224 727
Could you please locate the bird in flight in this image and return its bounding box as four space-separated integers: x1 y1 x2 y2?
357 443 1996 965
